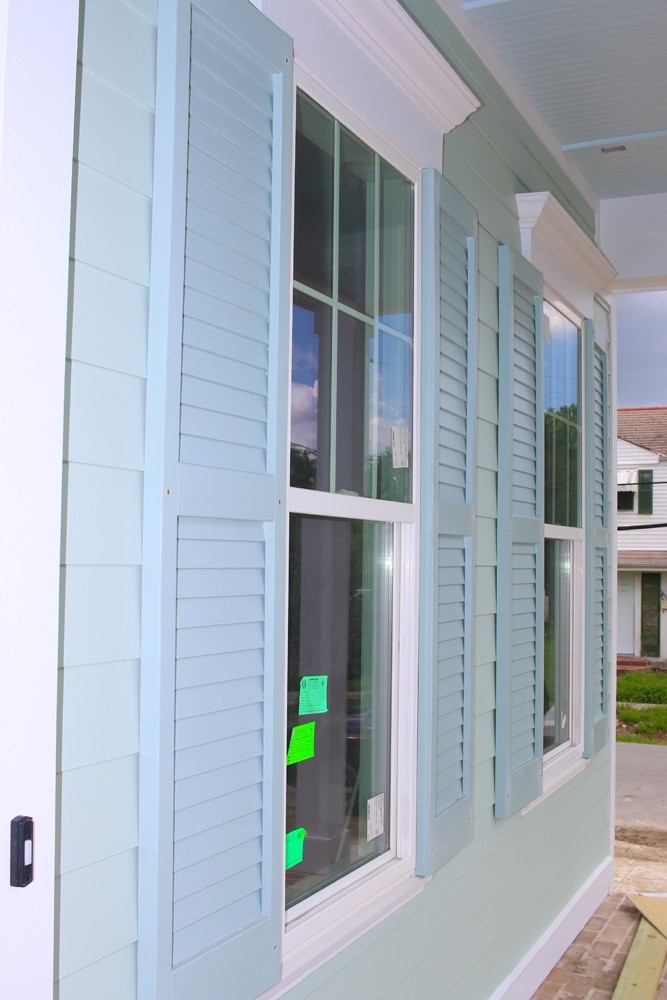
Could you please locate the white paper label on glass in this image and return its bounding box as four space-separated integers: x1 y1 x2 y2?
391 424 409 469
367 792 385 842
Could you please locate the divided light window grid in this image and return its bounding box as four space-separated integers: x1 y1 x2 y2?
291 92 414 502
286 92 415 911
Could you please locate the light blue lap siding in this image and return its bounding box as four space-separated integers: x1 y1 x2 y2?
495 245 544 818
418 170 477 875
140 1 292 997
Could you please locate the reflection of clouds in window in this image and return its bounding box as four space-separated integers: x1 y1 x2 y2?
544 302 579 412
291 379 318 451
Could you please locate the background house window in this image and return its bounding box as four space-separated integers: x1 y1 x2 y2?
287 92 415 909
543 302 582 753
617 490 634 511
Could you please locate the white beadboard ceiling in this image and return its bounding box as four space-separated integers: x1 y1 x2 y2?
459 0 667 199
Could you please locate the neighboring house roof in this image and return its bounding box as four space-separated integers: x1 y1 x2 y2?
618 550 667 569
618 407 667 457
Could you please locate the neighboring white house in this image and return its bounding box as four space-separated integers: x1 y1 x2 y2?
617 407 667 660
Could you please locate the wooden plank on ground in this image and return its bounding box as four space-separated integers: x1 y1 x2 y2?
612 916 667 999
628 895 667 940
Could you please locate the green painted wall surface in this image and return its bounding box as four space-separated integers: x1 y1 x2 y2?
57 0 157 996
54 1 611 998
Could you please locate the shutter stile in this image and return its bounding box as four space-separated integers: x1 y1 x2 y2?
495 245 544 818
417 170 477 876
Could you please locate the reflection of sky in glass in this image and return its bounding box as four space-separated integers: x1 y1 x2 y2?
291 303 319 451
375 332 412 454
543 302 579 412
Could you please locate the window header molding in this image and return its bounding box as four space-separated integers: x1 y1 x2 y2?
261 0 480 168
516 192 616 315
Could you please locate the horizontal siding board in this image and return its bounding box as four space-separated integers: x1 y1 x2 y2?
57 944 138 1000
64 464 143 566
74 165 152 284
69 262 148 378
62 567 142 667
58 849 138 979
66 362 145 471
59 661 140 771
58 756 138 875
81 0 157 107
77 68 154 196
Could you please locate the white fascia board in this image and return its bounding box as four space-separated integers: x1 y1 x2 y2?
434 0 599 212
516 192 616 316
261 0 479 169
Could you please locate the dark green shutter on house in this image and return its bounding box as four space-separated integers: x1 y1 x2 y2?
495 245 544 818
638 470 653 514
140 2 293 997
417 170 477 874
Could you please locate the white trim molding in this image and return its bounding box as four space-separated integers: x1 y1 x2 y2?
261 0 480 169
516 192 616 316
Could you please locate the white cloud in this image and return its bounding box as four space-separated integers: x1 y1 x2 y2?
291 379 318 450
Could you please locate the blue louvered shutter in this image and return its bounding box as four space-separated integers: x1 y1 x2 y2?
417 170 477 875
495 245 544 818
584 317 610 756
141 2 292 997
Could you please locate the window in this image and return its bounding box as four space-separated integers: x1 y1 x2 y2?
617 490 634 511
543 301 582 755
286 92 415 911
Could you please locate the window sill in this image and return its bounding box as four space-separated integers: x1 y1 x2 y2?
259 859 425 999
521 746 589 815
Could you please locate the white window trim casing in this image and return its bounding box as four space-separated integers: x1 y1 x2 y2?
270 63 425 1000
516 193 616 802
255 3 477 993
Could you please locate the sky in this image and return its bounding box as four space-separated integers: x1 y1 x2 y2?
617 291 667 407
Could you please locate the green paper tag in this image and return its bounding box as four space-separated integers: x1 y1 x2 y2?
286 722 315 765
298 675 328 715
285 827 307 870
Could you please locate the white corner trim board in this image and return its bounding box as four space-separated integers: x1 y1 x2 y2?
516 192 617 300
261 0 480 169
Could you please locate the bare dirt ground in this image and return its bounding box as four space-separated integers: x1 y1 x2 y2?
615 824 667 862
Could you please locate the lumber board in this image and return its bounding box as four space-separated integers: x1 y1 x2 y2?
612 917 667 999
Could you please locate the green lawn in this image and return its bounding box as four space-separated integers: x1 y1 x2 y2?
616 671 667 744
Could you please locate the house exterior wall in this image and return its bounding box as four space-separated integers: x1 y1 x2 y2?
54 1 614 998
57 0 157 995
617 441 667 551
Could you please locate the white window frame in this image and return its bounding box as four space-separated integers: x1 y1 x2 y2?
515 192 616 806
250 4 478 991
542 299 586 783
276 76 423 992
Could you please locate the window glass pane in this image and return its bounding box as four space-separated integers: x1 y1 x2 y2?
286 514 393 908
543 303 581 527
380 163 414 336
543 538 572 752
294 95 334 295
338 128 375 315
290 292 332 491
291 93 414 502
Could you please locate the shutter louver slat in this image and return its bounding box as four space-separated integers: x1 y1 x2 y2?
417 171 476 876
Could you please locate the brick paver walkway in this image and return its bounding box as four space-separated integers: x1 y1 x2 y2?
532 891 667 999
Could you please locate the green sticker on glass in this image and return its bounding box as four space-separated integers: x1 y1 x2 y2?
298 675 328 715
285 827 307 870
286 722 315 765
